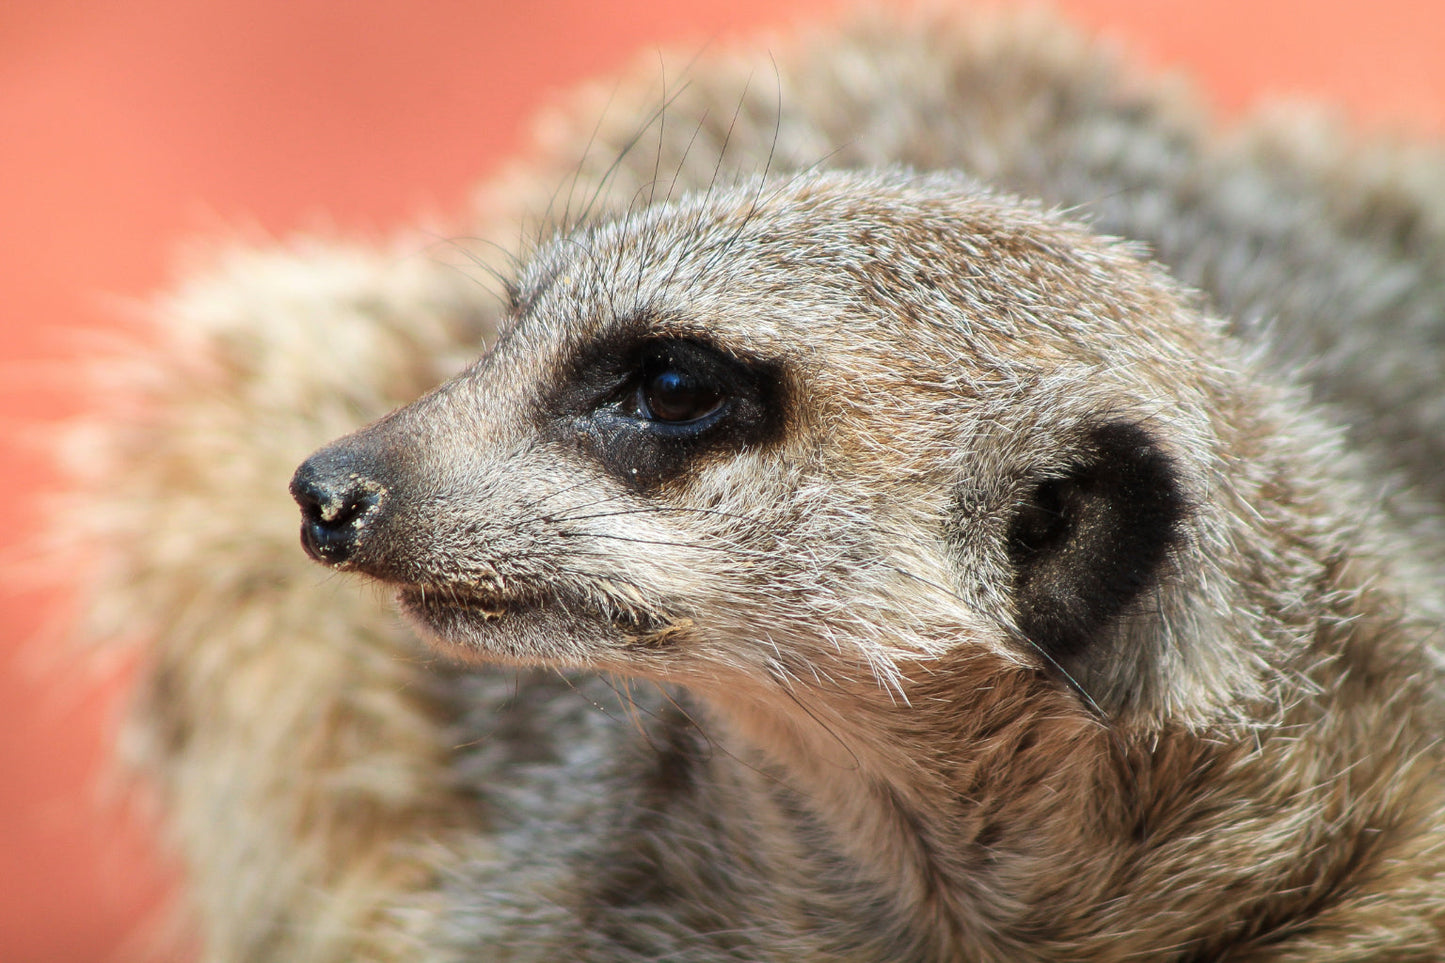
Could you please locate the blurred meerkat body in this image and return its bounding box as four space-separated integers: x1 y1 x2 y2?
70 11 1445 962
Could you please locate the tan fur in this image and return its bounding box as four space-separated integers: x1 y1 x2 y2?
61 10 1445 961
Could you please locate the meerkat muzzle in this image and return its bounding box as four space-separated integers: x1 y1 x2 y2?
291 450 389 568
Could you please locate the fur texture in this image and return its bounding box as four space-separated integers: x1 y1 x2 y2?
64 10 1445 961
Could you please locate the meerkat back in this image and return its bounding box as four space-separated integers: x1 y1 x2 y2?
67 11 1445 962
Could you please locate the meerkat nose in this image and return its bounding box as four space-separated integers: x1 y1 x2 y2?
290 450 388 567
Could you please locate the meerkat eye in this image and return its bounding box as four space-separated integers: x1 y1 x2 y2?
637 364 725 423
551 333 787 492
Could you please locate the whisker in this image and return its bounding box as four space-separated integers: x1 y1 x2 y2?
549 503 761 525
554 530 777 560
647 683 807 793
573 80 699 233
516 477 609 514
424 231 522 307
890 565 1107 722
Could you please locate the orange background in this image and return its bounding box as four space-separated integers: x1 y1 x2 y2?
2 2 1442 960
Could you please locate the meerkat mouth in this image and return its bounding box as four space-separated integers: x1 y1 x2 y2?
397 580 677 658
399 585 519 622
398 580 665 626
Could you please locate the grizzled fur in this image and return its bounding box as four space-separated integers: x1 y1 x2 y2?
63 10 1445 962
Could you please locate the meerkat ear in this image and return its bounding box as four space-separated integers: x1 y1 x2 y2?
1005 422 1187 664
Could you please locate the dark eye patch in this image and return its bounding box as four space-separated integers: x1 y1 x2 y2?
542 323 788 492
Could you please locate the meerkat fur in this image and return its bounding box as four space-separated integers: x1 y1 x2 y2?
61 9 1445 962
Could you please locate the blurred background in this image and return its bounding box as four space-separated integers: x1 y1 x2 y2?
2 1 1442 960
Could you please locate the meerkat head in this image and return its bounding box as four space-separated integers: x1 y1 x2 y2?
291 169 1279 728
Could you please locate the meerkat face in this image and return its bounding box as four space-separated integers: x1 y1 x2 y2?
292 170 1249 719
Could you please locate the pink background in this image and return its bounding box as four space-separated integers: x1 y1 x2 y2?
3 1 1442 960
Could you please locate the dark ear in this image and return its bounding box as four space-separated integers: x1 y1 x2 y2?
1005 422 1187 664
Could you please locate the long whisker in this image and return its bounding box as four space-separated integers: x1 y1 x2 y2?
515 477 609 514
890 565 1107 722
554 531 778 560
549 503 762 526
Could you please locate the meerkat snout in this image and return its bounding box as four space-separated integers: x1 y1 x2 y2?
290 443 391 568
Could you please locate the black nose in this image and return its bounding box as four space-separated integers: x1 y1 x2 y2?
289 451 387 567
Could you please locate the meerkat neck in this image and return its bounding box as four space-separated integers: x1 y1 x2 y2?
687 655 1109 954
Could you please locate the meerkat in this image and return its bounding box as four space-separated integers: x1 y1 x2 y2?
66 10 1445 962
